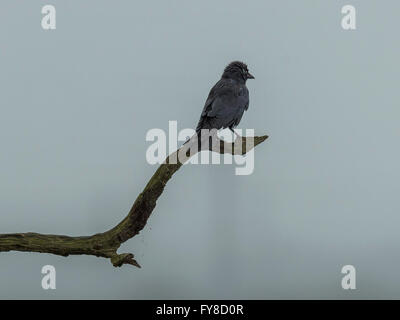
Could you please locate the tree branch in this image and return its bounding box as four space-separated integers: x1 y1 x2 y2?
0 134 268 268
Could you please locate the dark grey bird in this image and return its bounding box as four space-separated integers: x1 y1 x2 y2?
195 61 254 137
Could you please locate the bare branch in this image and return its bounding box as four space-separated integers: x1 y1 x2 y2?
0 134 268 267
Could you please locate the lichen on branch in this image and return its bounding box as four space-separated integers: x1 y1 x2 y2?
0 134 268 268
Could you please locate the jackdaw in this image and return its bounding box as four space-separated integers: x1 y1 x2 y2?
195 61 254 137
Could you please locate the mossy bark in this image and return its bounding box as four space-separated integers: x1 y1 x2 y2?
0 135 268 268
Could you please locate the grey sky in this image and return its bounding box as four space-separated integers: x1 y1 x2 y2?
0 0 399 299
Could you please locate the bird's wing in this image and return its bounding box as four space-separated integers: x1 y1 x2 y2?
195 79 229 132
200 81 249 130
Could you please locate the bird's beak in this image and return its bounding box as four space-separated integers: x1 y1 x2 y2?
247 72 255 79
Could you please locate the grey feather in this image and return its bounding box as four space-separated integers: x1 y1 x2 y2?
195 61 253 134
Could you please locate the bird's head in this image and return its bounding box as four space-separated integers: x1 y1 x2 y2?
222 61 254 82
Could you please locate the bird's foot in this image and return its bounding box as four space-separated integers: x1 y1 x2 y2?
230 128 242 141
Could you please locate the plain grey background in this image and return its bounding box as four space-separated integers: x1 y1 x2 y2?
0 0 399 299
